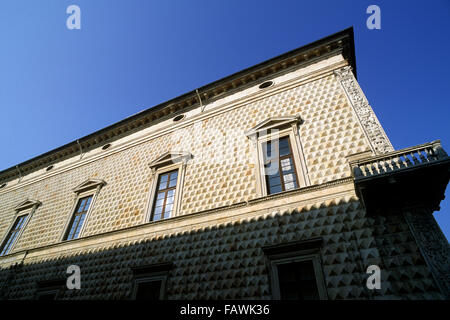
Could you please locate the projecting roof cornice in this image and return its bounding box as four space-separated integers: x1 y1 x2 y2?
0 27 356 184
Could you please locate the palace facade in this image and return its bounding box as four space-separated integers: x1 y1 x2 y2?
0 28 449 300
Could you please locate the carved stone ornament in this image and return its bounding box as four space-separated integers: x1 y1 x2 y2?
403 208 450 299
334 66 394 154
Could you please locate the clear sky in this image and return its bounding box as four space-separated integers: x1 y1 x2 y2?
0 0 449 238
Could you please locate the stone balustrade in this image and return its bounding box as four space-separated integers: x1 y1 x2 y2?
350 140 449 180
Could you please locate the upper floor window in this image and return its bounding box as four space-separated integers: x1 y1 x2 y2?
246 114 310 197
0 199 41 257
0 214 28 256
63 195 93 240
152 169 178 221
145 151 192 222
263 136 299 194
61 179 105 242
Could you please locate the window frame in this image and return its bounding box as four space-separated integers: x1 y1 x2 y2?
0 199 40 257
150 169 179 221
144 152 191 222
62 194 94 241
263 238 328 300
256 128 306 196
131 262 173 300
34 279 65 300
246 115 310 197
262 135 300 194
269 253 328 300
59 179 105 242
132 274 168 300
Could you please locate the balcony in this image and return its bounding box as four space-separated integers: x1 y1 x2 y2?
349 141 450 214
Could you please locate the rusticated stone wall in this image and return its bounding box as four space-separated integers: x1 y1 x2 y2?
0 196 442 300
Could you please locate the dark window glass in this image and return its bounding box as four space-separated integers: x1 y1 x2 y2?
263 136 299 195
151 170 178 221
135 280 162 300
0 214 29 256
37 292 57 300
277 260 320 300
63 195 93 240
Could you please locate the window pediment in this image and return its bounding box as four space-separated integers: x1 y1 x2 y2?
148 151 192 170
245 114 303 138
14 199 41 211
72 179 106 194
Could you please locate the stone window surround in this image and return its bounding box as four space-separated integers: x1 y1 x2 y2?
246 115 310 197
59 179 106 242
263 238 328 300
132 274 168 300
144 152 192 223
131 262 173 300
34 279 66 300
0 199 41 256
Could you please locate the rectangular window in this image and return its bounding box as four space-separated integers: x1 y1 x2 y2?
263 136 299 194
151 169 178 221
131 263 172 300
36 290 58 300
276 260 320 300
135 279 163 300
0 214 29 256
63 195 93 240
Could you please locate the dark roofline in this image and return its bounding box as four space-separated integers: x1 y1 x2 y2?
0 27 356 183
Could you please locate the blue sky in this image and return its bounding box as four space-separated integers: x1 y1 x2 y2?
0 0 449 237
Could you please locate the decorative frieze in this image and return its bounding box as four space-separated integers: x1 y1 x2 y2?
334 66 394 154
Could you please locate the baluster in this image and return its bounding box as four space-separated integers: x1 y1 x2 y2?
427 147 438 161
418 149 427 163
353 166 363 178
404 154 413 167
370 163 377 175
377 160 385 174
395 155 406 169
390 157 400 171
363 164 371 176
410 152 420 165
384 157 393 172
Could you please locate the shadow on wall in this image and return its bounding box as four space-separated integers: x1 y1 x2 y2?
0 198 441 300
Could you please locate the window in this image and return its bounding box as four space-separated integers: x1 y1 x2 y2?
63 195 92 240
36 290 59 300
135 278 164 300
276 259 320 300
263 238 327 300
0 214 29 256
263 136 299 194
246 115 309 196
131 262 172 300
60 179 105 242
0 199 40 257
35 279 65 300
145 151 192 222
151 169 178 221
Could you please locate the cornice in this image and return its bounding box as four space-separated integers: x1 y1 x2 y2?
0 27 356 184
0 58 347 195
